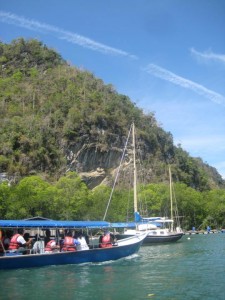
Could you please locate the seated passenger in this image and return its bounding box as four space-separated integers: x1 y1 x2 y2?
99 230 116 248
44 229 51 246
24 232 31 242
8 229 33 254
32 240 45 254
0 230 6 254
76 232 89 251
61 231 80 252
44 238 60 253
4 231 12 250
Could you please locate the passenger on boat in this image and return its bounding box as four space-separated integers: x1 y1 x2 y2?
76 232 89 251
24 232 31 242
44 229 51 245
0 230 11 252
44 239 60 253
61 231 80 252
99 230 116 248
8 229 33 253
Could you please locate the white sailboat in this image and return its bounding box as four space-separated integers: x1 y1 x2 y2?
116 123 183 244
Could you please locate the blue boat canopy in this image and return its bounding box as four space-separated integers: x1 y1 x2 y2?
0 220 111 229
0 219 166 229
110 222 137 228
110 221 163 228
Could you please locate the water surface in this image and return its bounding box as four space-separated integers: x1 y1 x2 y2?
1 233 225 299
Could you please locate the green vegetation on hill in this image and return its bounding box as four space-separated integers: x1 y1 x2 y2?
0 38 224 189
0 38 225 229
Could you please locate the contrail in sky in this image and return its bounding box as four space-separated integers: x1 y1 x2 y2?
145 64 225 105
0 11 137 59
191 48 225 64
1 11 224 105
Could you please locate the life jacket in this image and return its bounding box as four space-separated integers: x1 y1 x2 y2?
8 234 21 250
61 236 76 252
0 236 5 253
100 233 112 248
44 240 55 252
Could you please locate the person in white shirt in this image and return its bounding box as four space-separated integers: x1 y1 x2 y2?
8 229 33 253
76 232 89 251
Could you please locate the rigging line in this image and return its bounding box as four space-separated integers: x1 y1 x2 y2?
103 124 133 221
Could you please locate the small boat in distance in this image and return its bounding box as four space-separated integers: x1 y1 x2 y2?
118 216 183 244
0 219 147 270
137 165 183 244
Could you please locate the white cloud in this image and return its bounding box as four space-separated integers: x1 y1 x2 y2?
190 48 225 64
144 64 225 105
0 11 138 59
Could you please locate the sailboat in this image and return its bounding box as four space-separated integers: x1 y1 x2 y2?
116 123 183 244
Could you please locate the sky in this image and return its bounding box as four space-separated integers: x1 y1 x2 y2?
1 0 225 178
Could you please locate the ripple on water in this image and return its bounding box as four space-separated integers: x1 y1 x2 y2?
1 234 225 300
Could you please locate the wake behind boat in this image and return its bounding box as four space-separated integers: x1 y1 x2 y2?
0 219 147 270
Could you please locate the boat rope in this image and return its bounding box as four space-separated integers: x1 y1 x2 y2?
103 124 132 221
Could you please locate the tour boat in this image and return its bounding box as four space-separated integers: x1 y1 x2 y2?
0 219 147 270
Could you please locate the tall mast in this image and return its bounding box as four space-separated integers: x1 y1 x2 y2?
169 165 173 229
133 123 138 213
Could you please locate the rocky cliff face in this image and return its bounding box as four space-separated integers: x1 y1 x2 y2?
66 143 127 188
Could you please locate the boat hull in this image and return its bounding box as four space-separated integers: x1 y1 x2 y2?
0 235 145 270
143 232 183 244
116 232 183 244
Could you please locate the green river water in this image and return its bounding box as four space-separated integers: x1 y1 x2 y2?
0 233 225 300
